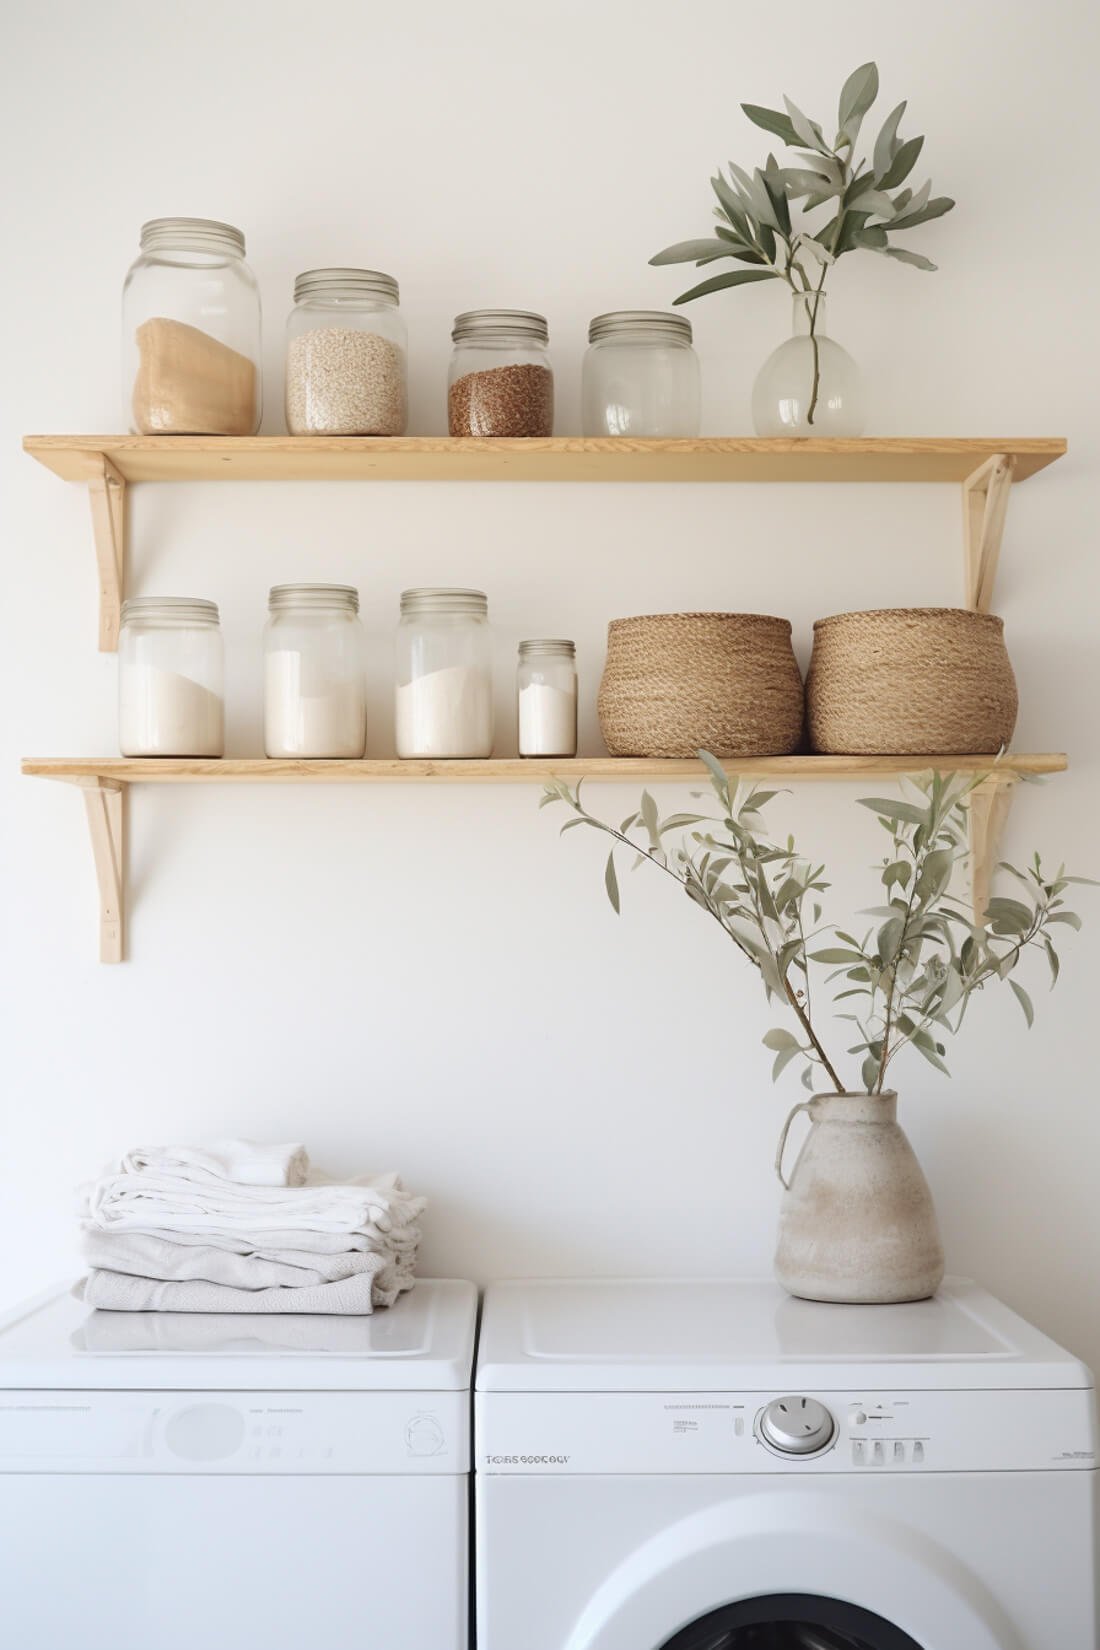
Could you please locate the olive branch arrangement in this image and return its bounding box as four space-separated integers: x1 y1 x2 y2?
541 758 1090 1096
650 61 955 423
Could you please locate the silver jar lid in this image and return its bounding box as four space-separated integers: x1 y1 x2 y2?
294 268 400 304
400 587 488 617
588 310 692 344
269 583 360 613
140 218 246 256
519 638 575 658
452 310 549 344
120 596 221 626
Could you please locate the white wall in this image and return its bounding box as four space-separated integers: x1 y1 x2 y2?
2 0 1098 1368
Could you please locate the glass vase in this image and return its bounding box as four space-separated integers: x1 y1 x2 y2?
751 293 865 437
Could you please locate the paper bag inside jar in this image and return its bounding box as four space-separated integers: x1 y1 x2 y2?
132 316 256 435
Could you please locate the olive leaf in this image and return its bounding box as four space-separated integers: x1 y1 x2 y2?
542 765 1091 1098
651 61 955 365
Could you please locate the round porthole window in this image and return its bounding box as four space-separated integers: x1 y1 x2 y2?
658 1594 924 1649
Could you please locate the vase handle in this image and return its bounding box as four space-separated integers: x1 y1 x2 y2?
775 1100 814 1190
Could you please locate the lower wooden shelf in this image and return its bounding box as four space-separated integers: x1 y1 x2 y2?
21 752 1067 785
21 752 1067 963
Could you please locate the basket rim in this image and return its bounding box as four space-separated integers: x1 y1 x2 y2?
607 611 794 630
813 606 1005 629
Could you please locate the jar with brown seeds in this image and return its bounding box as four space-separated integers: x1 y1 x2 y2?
448 309 553 437
285 269 407 435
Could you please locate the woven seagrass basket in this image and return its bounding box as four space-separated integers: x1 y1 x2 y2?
806 607 1018 755
597 612 804 758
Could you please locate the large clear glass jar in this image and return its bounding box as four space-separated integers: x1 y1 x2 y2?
263 584 367 759
285 269 407 435
448 311 553 436
582 311 700 437
118 597 224 757
122 218 261 435
395 589 493 758
751 292 865 436
517 640 577 757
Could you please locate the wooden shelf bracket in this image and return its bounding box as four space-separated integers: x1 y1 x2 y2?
87 454 126 651
77 779 126 962
967 773 1017 923
963 453 1014 612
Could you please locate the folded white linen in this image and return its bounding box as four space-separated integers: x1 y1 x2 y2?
73 1308 395 1356
76 1256 409 1314
84 1223 419 1256
120 1139 308 1188
82 1168 426 1239
79 1228 409 1290
73 1308 394 1356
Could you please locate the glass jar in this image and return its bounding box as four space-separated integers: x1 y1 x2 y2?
517 640 577 757
122 218 261 435
582 311 700 437
751 292 865 436
285 269 407 435
448 311 553 436
264 585 367 759
395 589 493 758
118 598 224 757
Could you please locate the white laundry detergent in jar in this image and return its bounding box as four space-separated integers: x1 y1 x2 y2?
395 588 493 758
118 597 224 756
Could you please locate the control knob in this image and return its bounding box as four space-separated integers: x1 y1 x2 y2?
759 1394 835 1456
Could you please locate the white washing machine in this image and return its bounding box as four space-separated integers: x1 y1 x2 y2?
0 1278 477 1650
475 1278 1098 1649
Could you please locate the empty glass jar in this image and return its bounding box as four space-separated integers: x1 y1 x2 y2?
448 311 553 436
122 218 261 435
395 589 493 758
118 597 224 757
264 585 367 758
582 311 700 436
285 269 407 435
517 640 577 757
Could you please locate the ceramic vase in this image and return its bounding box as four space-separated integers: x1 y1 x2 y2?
773 1091 944 1304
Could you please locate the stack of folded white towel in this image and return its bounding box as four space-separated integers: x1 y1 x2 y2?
75 1140 425 1315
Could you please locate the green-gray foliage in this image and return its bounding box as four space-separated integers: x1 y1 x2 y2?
541 760 1090 1096
650 63 954 421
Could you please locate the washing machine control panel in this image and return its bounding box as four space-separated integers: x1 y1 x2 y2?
0 1389 470 1474
477 1386 1097 1475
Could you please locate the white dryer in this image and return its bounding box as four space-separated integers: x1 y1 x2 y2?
475 1278 1098 1649
0 1278 477 1650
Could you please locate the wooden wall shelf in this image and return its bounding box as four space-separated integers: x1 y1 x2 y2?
23 753 1066 963
24 434 1066 485
23 434 1067 651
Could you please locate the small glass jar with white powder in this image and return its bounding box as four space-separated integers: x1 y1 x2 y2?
517 640 577 757
264 585 367 758
118 597 224 757
395 589 493 759
285 269 407 435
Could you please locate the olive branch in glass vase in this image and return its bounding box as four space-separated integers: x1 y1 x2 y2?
650 61 955 426
541 757 1091 1096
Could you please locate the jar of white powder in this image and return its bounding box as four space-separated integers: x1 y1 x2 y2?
395 589 493 759
285 269 407 435
517 640 577 757
264 585 367 758
118 598 224 757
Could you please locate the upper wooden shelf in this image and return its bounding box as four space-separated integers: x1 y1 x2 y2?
23 753 1067 785
24 434 1067 485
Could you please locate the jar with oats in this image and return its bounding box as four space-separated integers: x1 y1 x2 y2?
448 310 553 437
285 269 407 435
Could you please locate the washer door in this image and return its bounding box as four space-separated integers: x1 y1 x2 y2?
660 1595 921 1648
